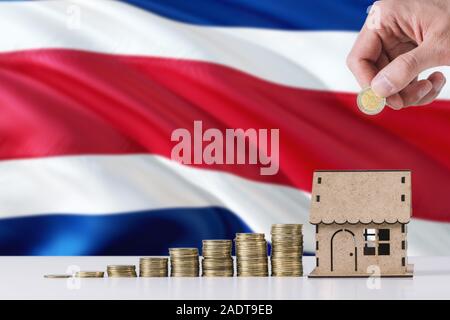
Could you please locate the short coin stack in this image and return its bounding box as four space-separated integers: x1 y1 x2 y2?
202 240 234 277
75 271 104 278
169 248 199 277
107 265 137 277
139 257 168 277
235 233 268 277
270 224 303 277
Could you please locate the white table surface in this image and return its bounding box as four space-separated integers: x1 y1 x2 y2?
1 256 449 300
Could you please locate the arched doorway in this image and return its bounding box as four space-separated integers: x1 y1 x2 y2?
331 229 357 272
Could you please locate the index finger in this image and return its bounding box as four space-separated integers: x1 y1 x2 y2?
346 25 383 88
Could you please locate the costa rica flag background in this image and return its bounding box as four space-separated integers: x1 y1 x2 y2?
0 0 449 255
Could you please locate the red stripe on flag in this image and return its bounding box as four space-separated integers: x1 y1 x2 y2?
1 49 450 222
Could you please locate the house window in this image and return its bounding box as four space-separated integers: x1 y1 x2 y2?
363 228 391 256
401 194 405 202
364 241 376 256
402 240 406 250
378 229 390 255
316 257 319 267
364 228 376 241
316 241 319 250
378 229 390 241
378 243 390 255
401 176 405 183
318 177 322 184
363 229 376 255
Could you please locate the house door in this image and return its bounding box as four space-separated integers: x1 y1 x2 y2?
331 229 357 273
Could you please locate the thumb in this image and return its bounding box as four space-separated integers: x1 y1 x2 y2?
371 45 435 97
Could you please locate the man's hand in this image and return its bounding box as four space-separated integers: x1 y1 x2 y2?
347 0 450 109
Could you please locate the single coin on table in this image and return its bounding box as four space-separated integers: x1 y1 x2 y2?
44 274 72 279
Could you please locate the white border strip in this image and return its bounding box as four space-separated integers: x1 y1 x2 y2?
1 0 450 99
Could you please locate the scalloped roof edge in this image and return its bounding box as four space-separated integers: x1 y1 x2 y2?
310 218 411 225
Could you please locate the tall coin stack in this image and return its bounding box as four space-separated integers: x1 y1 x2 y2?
169 248 200 277
270 224 303 276
202 240 234 277
107 265 137 277
235 233 268 277
139 257 168 277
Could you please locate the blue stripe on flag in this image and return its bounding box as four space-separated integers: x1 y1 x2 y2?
122 0 372 30
0 207 251 255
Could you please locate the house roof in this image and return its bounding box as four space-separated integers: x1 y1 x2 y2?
310 170 411 224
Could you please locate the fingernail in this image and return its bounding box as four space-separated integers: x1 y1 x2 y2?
371 74 394 97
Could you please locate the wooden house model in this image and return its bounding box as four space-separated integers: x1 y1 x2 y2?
308 170 414 277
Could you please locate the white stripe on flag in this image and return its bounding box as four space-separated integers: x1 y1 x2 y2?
0 154 449 255
1 0 449 99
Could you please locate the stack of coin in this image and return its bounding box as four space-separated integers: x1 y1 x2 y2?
270 224 303 277
169 248 199 277
235 233 268 277
139 257 168 277
75 271 104 278
202 240 234 277
106 265 137 277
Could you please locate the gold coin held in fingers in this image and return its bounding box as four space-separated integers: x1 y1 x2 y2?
357 87 386 115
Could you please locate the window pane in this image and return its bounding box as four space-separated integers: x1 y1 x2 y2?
364 228 377 241
364 245 376 256
378 243 390 255
366 241 375 248
378 229 390 241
